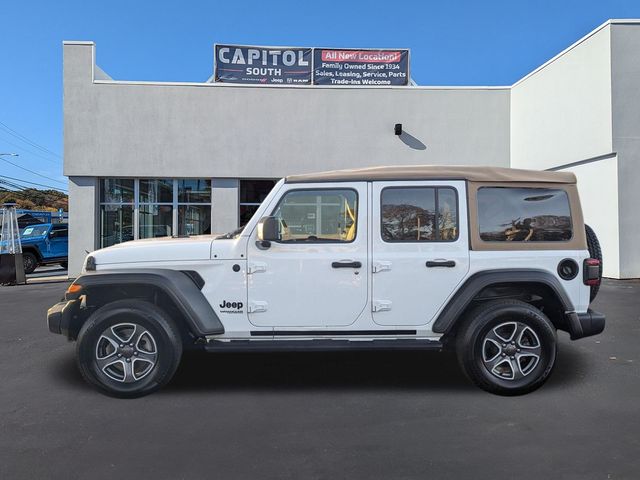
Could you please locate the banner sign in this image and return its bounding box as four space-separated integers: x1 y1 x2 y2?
313 48 410 86
215 44 312 85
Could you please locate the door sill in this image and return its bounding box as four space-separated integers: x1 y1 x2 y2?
204 338 442 353
251 329 417 337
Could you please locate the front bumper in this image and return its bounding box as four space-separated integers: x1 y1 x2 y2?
567 309 606 340
47 299 80 338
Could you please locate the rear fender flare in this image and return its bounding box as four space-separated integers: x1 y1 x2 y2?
432 269 574 334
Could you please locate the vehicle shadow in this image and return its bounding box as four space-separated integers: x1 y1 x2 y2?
50 338 587 394
167 349 474 393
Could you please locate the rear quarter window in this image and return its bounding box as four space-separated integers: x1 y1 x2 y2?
477 187 572 242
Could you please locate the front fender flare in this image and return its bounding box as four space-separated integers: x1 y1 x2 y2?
68 269 224 336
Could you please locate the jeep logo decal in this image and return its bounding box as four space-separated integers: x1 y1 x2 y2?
219 300 243 313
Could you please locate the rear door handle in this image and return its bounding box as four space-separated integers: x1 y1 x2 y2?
426 260 456 268
332 261 362 269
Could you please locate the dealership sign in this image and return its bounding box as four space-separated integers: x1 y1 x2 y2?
214 44 410 86
313 48 409 86
215 45 312 85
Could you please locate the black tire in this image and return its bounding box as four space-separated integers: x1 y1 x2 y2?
60 262 68 269
585 224 602 302
456 299 557 396
76 299 183 398
22 252 38 274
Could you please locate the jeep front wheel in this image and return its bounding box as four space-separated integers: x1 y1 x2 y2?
22 252 38 274
456 300 557 396
76 299 183 398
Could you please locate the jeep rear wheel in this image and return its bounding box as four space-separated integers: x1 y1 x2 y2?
76 299 183 398
456 299 557 396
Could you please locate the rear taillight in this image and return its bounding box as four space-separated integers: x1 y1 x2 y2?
583 258 601 286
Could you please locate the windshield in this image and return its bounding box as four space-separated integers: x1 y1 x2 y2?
20 225 49 238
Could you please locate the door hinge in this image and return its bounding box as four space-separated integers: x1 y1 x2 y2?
372 300 392 312
248 301 268 313
372 261 392 273
247 262 267 274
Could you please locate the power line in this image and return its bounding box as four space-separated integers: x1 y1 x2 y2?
0 133 62 165
0 120 62 159
0 157 68 187
0 175 68 192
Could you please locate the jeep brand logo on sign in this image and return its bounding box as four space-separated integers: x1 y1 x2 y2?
215 44 312 85
219 300 244 314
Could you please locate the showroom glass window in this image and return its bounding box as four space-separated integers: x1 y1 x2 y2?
139 179 173 239
240 180 278 227
477 187 572 241
381 187 458 242
100 179 134 248
99 178 212 247
272 189 358 242
177 179 211 236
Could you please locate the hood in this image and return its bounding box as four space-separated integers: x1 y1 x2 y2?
93 235 217 265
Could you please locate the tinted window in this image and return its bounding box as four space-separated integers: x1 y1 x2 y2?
178 179 211 203
52 227 68 238
140 179 173 203
272 189 357 243
478 187 572 242
100 179 134 203
381 187 458 242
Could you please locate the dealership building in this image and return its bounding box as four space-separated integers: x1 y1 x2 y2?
64 19 640 278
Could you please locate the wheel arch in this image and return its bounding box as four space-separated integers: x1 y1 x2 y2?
21 246 42 262
65 269 224 341
432 269 574 336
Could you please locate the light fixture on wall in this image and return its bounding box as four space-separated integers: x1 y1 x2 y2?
394 123 402 135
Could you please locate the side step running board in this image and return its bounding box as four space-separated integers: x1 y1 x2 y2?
204 339 443 353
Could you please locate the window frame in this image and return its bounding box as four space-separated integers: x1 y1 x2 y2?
99 178 213 247
379 185 460 243
269 187 360 244
476 186 574 244
239 179 279 227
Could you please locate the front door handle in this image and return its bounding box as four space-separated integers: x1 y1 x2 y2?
332 261 362 269
426 260 456 268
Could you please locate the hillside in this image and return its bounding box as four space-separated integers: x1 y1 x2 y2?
0 187 68 212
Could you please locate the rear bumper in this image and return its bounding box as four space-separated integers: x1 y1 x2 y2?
567 309 606 340
47 299 80 338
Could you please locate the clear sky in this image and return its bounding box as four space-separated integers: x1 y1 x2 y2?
1 0 639 192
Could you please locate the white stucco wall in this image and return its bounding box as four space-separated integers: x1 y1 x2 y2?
63 43 511 180
510 24 613 171
68 176 98 275
611 23 640 278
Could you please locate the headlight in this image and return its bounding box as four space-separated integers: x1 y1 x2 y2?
84 255 96 271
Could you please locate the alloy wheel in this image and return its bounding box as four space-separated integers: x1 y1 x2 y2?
481 321 542 381
94 323 158 383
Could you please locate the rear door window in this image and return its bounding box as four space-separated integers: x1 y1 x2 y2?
477 187 572 242
381 187 458 242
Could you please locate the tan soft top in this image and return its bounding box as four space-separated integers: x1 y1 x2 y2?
285 165 576 184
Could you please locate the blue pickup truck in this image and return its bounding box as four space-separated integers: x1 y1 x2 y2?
18 223 68 273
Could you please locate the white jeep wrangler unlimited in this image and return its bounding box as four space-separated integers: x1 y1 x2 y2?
48 166 605 397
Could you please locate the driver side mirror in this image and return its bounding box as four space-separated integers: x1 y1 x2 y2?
256 216 280 249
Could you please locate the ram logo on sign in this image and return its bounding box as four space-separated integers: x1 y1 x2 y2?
214 44 312 85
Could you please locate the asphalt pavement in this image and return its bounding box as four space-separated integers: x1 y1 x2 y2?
0 279 638 479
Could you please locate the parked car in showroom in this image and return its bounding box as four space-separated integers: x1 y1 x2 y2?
47 165 604 397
